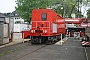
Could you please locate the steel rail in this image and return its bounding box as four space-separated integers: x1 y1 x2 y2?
16 45 47 60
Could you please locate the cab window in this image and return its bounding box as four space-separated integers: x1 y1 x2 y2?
42 13 47 20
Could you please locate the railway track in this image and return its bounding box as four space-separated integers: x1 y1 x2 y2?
16 44 47 60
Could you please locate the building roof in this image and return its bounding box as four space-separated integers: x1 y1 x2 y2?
0 13 5 22
0 13 6 17
3 10 19 17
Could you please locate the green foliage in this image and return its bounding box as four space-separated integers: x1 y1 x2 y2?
15 0 90 23
87 9 90 18
15 0 54 23
53 0 82 18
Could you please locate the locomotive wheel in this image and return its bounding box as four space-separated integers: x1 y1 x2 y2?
46 41 50 45
31 40 34 44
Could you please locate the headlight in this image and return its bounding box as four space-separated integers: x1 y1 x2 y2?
33 30 35 33
43 30 44 33
45 30 47 33
31 30 33 33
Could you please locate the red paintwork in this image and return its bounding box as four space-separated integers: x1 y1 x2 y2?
22 31 30 39
65 18 86 37
80 23 90 27
65 18 87 24
80 32 85 36
30 9 66 36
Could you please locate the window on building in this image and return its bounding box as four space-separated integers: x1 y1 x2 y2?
42 13 47 20
15 14 18 16
15 17 20 20
15 18 17 20
15 21 21 24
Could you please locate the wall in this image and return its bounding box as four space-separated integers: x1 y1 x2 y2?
14 24 28 32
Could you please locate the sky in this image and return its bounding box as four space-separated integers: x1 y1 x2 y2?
81 6 89 17
0 0 17 13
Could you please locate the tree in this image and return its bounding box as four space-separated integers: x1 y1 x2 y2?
52 0 83 18
87 9 90 18
15 0 90 23
15 0 55 23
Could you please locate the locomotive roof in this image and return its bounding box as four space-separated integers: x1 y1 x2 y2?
32 9 63 19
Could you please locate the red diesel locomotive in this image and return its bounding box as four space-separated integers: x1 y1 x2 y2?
30 9 66 44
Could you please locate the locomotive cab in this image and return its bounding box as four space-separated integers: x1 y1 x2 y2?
30 9 66 44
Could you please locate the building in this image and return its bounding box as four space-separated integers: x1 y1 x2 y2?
3 11 24 24
0 13 5 22
2 11 30 33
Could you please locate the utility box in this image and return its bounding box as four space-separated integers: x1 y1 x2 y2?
0 15 10 45
9 18 14 42
0 23 9 45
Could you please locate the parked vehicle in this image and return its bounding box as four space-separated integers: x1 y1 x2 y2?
68 27 85 37
65 18 86 37
30 9 66 44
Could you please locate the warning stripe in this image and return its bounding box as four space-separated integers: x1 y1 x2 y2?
82 41 90 46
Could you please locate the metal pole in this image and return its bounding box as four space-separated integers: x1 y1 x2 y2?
69 32 70 37
60 34 63 45
78 0 79 18
66 30 68 40
22 33 24 43
63 4 66 18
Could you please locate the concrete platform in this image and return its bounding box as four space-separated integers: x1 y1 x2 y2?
20 38 87 60
0 37 89 60
0 38 23 48
0 33 30 48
